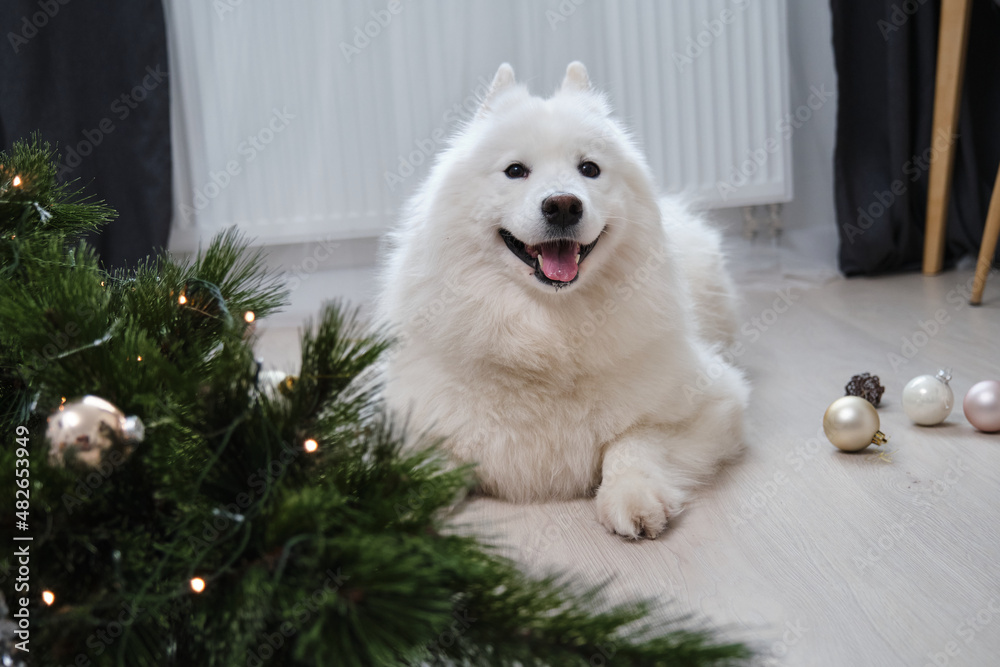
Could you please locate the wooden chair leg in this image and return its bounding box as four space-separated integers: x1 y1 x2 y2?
923 0 973 276
970 166 1000 305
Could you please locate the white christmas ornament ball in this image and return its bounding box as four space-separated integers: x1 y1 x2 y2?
901 370 954 426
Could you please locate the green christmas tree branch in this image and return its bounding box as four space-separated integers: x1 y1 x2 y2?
0 137 754 666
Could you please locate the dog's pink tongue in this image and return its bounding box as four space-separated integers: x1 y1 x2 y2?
539 241 580 282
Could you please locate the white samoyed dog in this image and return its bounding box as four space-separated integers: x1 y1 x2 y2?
378 62 749 539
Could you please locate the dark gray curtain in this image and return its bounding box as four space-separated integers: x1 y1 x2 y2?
831 0 1000 275
0 1 171 270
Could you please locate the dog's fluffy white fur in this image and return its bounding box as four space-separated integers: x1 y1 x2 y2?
378 63 748 539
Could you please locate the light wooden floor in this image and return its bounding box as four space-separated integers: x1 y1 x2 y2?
256 262 1000 665
448 269 1000 667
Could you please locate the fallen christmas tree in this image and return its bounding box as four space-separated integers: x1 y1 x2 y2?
0 136 753 666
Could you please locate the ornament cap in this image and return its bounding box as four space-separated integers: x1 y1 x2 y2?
871 430 889 446
123 415 145 442
935 369 952 384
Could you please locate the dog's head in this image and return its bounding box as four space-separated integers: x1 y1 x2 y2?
439 62 660 294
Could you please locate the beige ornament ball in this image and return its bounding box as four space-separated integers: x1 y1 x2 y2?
823 395 888 452
46 396 144 467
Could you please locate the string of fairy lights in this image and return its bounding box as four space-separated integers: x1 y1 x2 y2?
3 170 321 606
6 163 419 627
5 173 24 243
40 574 209 610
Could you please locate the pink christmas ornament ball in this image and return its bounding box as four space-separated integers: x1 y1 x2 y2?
963 380 1000 433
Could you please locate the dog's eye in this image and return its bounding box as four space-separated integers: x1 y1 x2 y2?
579 161 600 179
504 163 529 179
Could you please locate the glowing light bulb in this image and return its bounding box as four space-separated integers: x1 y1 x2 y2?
136 355 143 362
303 438 318 453
244 311 255 323
42 590 55 606
12 175 22 187
178 294 188 305
190 577 206 593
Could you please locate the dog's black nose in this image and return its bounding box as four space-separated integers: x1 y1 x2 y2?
541 193 583 228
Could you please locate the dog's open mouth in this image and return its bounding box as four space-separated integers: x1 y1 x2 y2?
499 229 602 287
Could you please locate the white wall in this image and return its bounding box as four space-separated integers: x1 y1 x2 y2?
171 1 841 334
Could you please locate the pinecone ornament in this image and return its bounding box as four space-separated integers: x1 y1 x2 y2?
845 372 885 407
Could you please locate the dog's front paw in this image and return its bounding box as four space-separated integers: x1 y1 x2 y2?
595 475 686 540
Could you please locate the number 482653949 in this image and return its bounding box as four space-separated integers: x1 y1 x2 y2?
15 425 30 526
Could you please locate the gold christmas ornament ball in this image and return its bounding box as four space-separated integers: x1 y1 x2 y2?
278 375 297 397
46 395 144 467
823 395 888 452
257 370 297 398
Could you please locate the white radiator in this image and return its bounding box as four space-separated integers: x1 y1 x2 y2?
165 0 790 250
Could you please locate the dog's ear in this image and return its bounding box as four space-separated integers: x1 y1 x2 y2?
477 63 516 118
560 61 590 92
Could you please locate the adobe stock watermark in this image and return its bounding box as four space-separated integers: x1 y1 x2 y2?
20 299 102 376
924 598 1000 667
213 0 244 19
384 75 495 192
339 0 405 63
853 459 967 573
385 73 622 193
392 467 466 522
179 106 295 222
729 469 790 529
685 287 799 405
245 567 350 666
7 0 71 54
756 619 809 666
672 0 751 71
878 0 932 41
732 425 838 529
59 596 190 663
887 310 951 372
59 448 130 513
279 235 342 294
187 434 309 559
545 0 588 31
425 605 477 657
82 600 147 658
716 84 835 201
389 270 485 352
587 641 620 666
886 267 999 371
842 128 957 245
61 595 188 664
566 244 670 350
522 517 572 563
55 65 167 178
